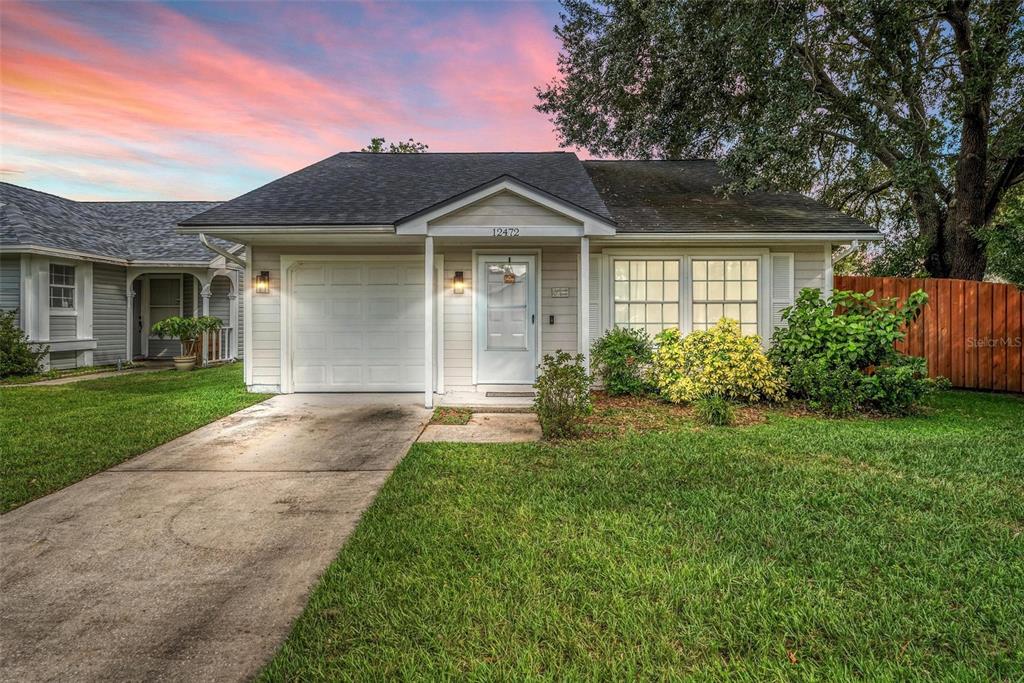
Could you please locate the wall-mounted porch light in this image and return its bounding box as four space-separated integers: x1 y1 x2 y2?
453 271 465 295
255 271 270 294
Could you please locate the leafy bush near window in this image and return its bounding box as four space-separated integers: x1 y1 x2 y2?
590 327 654 396
533 351 593 438
0 310 48 379
770 288 928 370
771 288 942 415
693 395 734 426
653 320 786 404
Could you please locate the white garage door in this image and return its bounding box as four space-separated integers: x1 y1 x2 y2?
289 258 424 392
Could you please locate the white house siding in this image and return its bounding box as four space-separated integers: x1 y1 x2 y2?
430 191 582 228
93 262 127 365
791 246 828 293
437 243 580 388
1 254 20 326
248 240 834 393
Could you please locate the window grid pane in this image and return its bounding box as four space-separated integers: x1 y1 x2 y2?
691 259 758 334
612 259 680 334
48 264 75 310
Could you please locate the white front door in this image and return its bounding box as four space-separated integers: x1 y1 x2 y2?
476 255 537 384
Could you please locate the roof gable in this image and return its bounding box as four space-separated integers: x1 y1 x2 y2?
179 152 613 228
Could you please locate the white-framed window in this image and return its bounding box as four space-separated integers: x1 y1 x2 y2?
149 277 182 332
692 258 759 336
49 263 76 310
612 259 680 337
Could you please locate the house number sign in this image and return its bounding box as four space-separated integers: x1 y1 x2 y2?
492 227 520 237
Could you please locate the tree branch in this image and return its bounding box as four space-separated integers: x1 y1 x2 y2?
839 180 894 210
985 147 1024 220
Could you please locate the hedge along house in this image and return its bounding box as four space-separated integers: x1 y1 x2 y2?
1 183 243 370
179 152 880 408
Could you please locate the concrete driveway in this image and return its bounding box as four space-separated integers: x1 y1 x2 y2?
0 394 429 682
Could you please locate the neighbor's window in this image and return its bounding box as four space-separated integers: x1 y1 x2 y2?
49 264 75 310
692 259 759 336
149 278 182 328
613 259 680 336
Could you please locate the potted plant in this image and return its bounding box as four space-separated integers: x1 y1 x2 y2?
151 315 223 371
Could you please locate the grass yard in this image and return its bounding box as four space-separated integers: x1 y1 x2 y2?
0 364 269 512
263 391 1024 680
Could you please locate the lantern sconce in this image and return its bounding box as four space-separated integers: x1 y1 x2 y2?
453 271 465 295
255 271 271 294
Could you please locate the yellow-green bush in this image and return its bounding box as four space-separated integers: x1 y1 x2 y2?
653 319 786 404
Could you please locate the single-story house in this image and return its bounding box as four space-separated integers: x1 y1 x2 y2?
177 152 879 407
1 182 243 370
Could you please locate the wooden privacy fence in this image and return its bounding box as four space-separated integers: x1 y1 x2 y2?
833 276 1023 392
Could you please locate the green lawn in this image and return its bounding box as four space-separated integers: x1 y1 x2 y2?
0 364 269 512
262 391 1024 680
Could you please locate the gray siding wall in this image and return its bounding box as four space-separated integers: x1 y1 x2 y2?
209 275 231 322
148 339 182 357
49 350 78 370
93 263 127 365
49 314 76 341
1 254 19 326
183 275 194 317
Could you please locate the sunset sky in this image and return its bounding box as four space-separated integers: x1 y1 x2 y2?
1 0 571 200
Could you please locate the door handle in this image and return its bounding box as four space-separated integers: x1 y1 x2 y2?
531 314 535 325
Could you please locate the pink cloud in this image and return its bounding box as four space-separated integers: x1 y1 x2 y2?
0 0 570 199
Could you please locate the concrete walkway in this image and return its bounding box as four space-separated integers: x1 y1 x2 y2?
0 394 430 682
419 412 542 443
3 362 174 387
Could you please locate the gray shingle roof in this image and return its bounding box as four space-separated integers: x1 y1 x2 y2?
1 182 232 263
180 152 613 226
583 160 875 234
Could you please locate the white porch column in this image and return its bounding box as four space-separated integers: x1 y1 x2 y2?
229 274 239 360
125 279 135 361
579 236 590 373
424 235 434 408
200 282 211 365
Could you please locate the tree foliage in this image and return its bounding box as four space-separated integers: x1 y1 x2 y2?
537 0 1024 280
361 137 429 153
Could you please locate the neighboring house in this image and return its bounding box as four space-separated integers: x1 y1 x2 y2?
179 152 879 407
1 182 243 370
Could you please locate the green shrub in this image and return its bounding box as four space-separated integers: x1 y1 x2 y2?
772 288 940 415
770 288 927 370
533 351 593 438
860 356 943 416
653 320 786 404
0 310 47 378
590 326 653 395
693 395 734 426
788 358 863 417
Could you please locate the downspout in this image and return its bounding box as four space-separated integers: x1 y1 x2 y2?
199 232 246 267
832 239 861 265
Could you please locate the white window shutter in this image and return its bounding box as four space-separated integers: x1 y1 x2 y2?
770 253 794 331
589 254 603 345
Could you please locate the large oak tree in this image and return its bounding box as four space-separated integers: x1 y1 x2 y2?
537 0 1023 279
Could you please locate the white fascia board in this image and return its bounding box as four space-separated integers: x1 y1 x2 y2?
395 179 617 236
7 245 127 265
597 232 881 243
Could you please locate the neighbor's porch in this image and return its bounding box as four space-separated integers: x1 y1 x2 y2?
127 266 240 365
